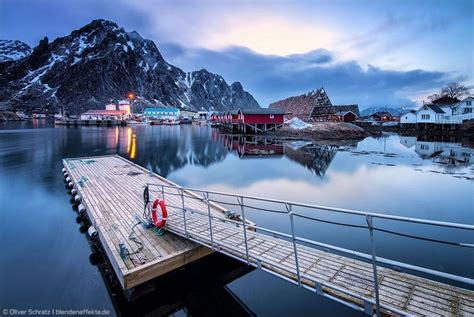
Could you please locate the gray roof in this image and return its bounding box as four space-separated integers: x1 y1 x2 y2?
229 109 239 115
240 108 285 115
332 104 360 117
426 104 445 114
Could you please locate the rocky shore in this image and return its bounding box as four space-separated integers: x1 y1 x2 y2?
267 122 381 141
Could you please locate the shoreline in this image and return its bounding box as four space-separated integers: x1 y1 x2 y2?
265 122 381 143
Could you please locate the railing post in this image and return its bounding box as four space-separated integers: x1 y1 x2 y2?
288 204 301 286
180 188 187 236
366 215 381 317
239 196 250 265
205 192 214 249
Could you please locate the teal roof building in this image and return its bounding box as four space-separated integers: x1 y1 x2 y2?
143 108 180 117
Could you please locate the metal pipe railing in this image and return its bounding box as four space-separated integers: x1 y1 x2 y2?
147 182 473 316
148 183 474 230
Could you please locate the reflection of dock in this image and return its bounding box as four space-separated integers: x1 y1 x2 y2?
103 253 255 316
63 155 474 316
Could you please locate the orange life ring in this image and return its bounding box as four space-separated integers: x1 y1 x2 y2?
151 198 167 228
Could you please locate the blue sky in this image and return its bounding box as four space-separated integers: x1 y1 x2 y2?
1 0 472 108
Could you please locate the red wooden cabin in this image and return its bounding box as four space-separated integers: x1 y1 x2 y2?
237 108 285 133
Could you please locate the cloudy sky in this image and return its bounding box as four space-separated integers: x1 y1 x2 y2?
1 0 472 108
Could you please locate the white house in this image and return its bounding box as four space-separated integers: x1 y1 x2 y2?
400 110 417 124
80 109 129 120
452 97 473 115
416 104 445 124
439 105 453 116
118 100 131 114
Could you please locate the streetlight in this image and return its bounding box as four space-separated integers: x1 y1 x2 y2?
128 92 135 114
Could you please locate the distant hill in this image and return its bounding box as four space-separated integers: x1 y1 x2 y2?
360 106 416 117
0 19 259 114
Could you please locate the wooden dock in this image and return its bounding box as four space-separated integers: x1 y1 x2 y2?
63 155 226 289
63 155 474 316
55 119 127 126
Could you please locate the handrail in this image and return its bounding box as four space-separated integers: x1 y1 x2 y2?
146 182 474 316
148 182 474 230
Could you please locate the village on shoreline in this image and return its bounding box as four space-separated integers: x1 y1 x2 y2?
1 84 473 143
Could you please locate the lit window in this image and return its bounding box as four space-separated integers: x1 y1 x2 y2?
269 115 274 119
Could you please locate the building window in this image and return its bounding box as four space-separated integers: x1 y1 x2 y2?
421 114 430 120
420 144 429 150
269 115 274 119
467 101 472 106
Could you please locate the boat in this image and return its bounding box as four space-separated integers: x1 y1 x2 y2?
162 119 180 125
127 119 148 125
193 120 209 126
150 118 180 125
180 117 193 124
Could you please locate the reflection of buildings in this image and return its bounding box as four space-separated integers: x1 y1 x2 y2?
399 136 417 149
218 134 340 177
215 134 284 158
400 136 472 168
284 143 339 177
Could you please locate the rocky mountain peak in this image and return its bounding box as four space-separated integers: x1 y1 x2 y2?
0 19 260 113
0 40 32 63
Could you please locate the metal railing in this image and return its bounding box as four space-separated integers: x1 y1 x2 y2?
145 183 474 316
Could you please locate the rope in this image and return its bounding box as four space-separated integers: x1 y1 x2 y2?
127 222 144 257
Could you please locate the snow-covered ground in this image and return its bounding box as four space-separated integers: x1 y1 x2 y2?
285 117 312 129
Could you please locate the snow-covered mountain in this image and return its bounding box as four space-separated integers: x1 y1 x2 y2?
0 19 259 113
0 40 32 62
360 106 416 117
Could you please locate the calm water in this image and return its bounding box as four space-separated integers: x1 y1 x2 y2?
0 121 473 317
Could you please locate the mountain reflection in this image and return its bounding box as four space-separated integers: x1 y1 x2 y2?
110 126 344 178
122 126 229 177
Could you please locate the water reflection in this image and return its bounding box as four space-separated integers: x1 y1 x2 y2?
216 134 343 177
98 252 256 317
400 136 473 169
0 124 472 317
